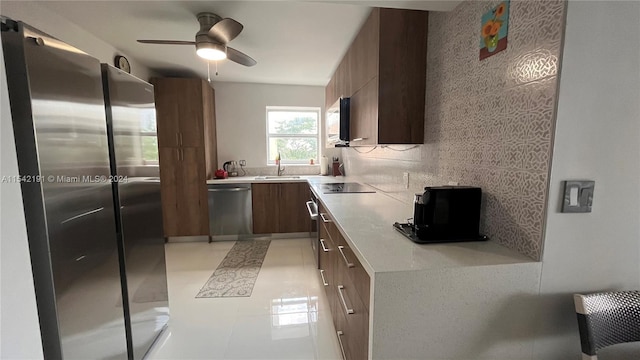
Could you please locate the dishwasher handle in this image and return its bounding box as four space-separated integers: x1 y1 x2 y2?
306 201 318 220
207 187 251 192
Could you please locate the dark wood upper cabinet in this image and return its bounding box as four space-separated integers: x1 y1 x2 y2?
349 77 378 146
325 7 428 145
350 9 379 94
153 80 181 148
377 8 428 144
325 75 337 110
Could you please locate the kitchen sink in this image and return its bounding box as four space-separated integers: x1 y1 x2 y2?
254 176 301 180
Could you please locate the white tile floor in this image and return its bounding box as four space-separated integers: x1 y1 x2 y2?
147 238 342 360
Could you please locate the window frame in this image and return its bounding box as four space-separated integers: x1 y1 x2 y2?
265 106 321 166
139 131 159 166
139 107 159 166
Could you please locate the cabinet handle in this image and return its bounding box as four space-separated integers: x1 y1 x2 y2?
320 213 331 223
338 245 355 268
207 187 250 192
336 331 347 360
351 137 368 142
180 148 184 161
337 285 354 314
319 238 329 252
319 269 328 286
175 133 179 146
306 201 318 220
179 132 183 146
175 148 180 161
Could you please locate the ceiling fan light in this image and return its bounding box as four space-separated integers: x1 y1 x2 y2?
196 43 227 61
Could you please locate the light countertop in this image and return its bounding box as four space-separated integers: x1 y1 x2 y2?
206 175 330 184
206 175 536 275
307 178 536 276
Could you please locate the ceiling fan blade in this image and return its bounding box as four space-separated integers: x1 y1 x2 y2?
226 46 257 67
208 18 243 44
137 40 196 45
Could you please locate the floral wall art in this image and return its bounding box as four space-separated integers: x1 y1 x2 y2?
480 1 510 60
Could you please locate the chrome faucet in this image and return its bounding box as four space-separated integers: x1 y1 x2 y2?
276 152 285 176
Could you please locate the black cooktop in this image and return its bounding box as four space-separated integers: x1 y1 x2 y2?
320 182 376 194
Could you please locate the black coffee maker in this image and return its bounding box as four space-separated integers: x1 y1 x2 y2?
396 186 486 243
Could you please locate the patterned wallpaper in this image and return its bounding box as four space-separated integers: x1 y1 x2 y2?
342 0 566 260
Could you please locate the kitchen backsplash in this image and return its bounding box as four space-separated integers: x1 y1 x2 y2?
342 0 566 260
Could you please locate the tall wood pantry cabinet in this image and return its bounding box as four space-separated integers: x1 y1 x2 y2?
152 77 218 237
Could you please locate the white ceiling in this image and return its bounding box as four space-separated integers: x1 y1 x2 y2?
35 1 460 86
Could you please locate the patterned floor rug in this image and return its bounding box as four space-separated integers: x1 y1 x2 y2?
196 240 271 298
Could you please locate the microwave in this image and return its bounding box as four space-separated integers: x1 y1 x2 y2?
326 97 350 147
413 186 483 241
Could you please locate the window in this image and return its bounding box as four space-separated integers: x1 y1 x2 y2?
266 107 320 165
140 109 159 164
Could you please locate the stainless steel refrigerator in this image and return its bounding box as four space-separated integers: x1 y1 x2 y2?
101 64 169 360
2 20 167 359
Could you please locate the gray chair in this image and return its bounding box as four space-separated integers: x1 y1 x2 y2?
573 291 640 360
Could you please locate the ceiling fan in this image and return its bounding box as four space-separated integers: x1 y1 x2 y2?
137 12 257 67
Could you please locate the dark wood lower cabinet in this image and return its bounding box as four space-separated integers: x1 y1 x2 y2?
318 203 370 360
252 182 312 234
335 257 369 360
278 182 312 233
251 183 280 234
159 146 208 237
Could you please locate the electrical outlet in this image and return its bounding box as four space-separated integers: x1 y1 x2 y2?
403 172 409 189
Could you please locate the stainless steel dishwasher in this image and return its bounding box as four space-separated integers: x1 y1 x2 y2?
207 184 253 241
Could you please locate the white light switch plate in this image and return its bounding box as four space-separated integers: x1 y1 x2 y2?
562 180 595 213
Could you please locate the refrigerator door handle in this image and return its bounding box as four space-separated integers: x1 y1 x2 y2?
60 207 104 225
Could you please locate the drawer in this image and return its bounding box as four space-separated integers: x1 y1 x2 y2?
335 269 369 360
318 209 339 242
335 300 357 360
335 232 371 311
318 223 338 319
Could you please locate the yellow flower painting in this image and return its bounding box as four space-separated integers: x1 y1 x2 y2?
480 1 510 60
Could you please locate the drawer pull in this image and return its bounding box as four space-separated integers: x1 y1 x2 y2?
337 285 354 314
306 201 318 220
319 269 328 286
320 238 329 252
338 245 355 268
336 331 347 360
320 213 332 223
